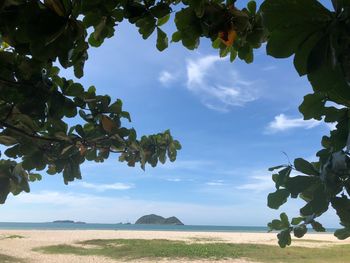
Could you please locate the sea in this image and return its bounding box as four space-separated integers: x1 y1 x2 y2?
0 223 336 233
0 222 269 232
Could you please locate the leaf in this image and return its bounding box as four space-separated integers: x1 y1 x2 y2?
171 31 182 42
285 176 316 197
294 158 319 176
156 28 168 51
280 212 290 227
0 136 17 146
277 229 292 248
261 0 332 31
268 219 284 231
247 1 257 14
65 83 84 97
299 93 326 120
331 196 350 227
291 217 304 225
101 115 115 133
334 228 350 240
311 185 329 214
272 167 292 189
157 14 170 27
293 224 307 238
218 30 237 47
267 189 290 209
311 221 326 232
294 31 324 76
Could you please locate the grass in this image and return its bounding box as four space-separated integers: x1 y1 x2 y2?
34 238 350 262
0 253 23 262
188 237 224 242
292 239 333 243
3 235 25 239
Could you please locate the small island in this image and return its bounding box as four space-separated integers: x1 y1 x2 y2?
135 214 184 225
52 220 86 224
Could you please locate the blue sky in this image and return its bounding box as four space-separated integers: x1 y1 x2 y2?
1 0 339 227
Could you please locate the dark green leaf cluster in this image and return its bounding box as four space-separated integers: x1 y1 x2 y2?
261 0 350 246
0 0 181 204
172 0 266 62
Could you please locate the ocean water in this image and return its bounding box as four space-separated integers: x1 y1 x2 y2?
0 222 269 232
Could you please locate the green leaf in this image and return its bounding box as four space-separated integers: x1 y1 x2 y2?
293 224 307 238
277 229 292 248
0 136 17 146
294 31 324 76
272 167 292 189
285 176 316 197
294 158 319 176
247 1 257 14
267 28 313 58
299 93 326 120
157 14 170 27
171 31 182 42
334 228 350 240
311 221 326 232
230 49 237 62
261 0 332 31
280 212 290 227
156 28 168 51
268 189 290 209
268 219 284 231
331 196 350 227
291 217 304 225
65 83 84 97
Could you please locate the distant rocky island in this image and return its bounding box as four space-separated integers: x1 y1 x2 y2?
52 220 86 224
135 214 184 225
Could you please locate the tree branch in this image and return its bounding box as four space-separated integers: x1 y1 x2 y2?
0 120 63 143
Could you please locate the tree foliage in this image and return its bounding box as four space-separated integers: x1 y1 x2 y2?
1 0 350 247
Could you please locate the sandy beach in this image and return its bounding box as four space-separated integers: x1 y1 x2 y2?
0 230 348 263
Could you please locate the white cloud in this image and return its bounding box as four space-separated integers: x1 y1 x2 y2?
266 114 321 133
206 180 225 186
160 160 213 170
158 70 175 86
166 178 182 182
185 55 258 112
262 65 277 71
74 182 134 192
237 175 273 192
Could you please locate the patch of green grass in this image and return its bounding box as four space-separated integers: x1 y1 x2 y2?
0 253 23 262
34 238 350 262
292 239 333 243
188 237 224 242
3 235 25 239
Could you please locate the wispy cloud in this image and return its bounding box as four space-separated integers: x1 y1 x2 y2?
185 55 258 112
74 182 134 192
166 178 182 182
266 114 321 133
158 70 175 86
206 180 225 186
161 159 213 171
237 175 273 193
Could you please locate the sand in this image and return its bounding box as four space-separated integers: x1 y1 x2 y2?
0 230 347 263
